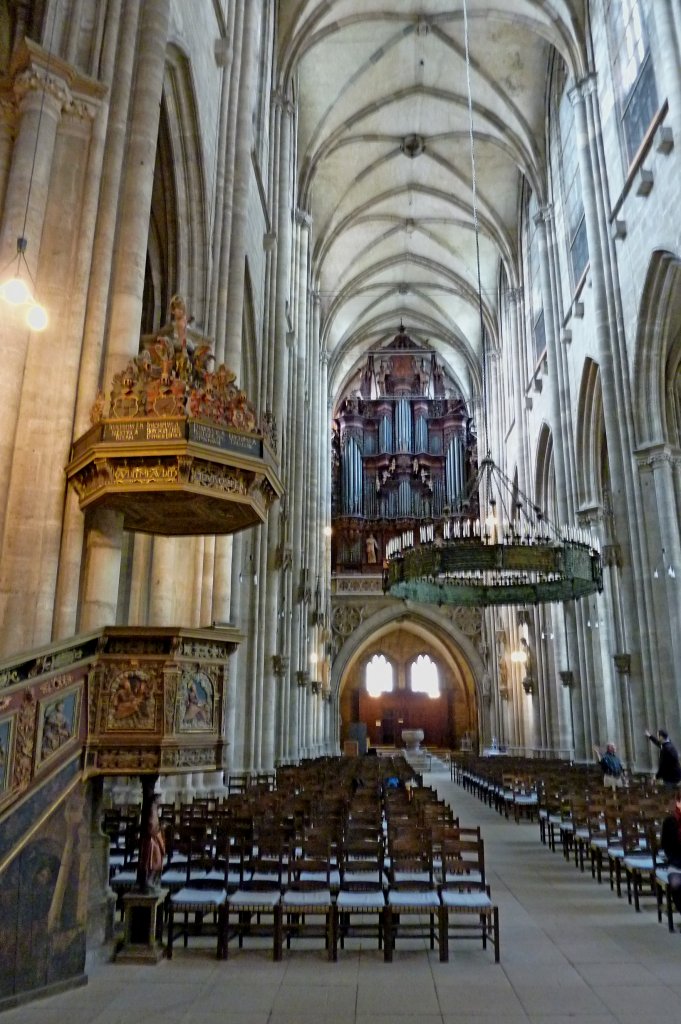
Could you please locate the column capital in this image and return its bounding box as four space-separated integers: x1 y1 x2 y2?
559 669 575 688
214 38 232 68
272 89 294 116
506 287 523 308
613 652 631 675
634 441 681 469
272 653 290 677
568 73 598 108
576 504 603 528
295 208 312 229
533 204 553 228
602 543 622 569
14 66 71 114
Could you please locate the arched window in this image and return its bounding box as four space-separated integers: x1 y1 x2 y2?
556 70 588 285
526 188 545 365
606 0 658 164
366 654 393 697
410 654 440 698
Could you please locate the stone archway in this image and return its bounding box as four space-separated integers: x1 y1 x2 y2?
331 602 490 752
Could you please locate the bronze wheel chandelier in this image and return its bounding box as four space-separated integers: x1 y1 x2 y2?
383 456 603 607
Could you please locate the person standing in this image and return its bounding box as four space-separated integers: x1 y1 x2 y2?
660 791 681 916
645 729 681 787
593 742 624 789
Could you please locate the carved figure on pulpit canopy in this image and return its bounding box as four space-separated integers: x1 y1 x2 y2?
160 294 191 356
138 295 214 387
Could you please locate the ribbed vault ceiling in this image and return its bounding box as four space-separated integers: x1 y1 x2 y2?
279 1 587 403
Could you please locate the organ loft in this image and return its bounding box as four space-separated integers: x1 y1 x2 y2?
332 327 476 574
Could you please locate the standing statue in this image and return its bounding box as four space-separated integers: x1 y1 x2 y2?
366 533 380 565
138 792 166 893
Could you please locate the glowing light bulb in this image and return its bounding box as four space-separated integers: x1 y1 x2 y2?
2 276 30 305
26 302 48 331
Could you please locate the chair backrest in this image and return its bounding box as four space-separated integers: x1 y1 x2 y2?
388 832 434 888
440 836 486 889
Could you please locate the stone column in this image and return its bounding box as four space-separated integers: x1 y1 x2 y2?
53 0 139 638
570 77 654 762
0 98 14 215
223 0 259 373
64 0 86 66
207 20 235 337
103 0 170 376
213 1 244 362
613 653 634 769
639 447 681 736
128 532 152 624
80 508 124 630
533 207 570 519
251 90 293 767
80 0 171 632
506 288 530 494
0 63 66 566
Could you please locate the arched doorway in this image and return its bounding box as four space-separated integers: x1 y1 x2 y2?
332 606 487 753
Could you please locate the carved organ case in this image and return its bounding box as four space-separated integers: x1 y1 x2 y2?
332 328 476 571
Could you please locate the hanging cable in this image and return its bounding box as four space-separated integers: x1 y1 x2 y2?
462 0 489 459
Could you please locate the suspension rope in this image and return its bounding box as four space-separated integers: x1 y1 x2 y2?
462 0 490 460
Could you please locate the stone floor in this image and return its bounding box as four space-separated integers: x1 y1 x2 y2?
4 774 680 1024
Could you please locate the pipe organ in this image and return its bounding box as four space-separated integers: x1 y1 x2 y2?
331 327 475 572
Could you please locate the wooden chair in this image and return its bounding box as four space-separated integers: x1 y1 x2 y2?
167 823 228 959
384 832 440 961
336 837 386 952
223 831 285 960
438 837 499 963
281 846 336 960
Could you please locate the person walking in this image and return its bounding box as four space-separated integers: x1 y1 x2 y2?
645 728 681 787
593 742 624 789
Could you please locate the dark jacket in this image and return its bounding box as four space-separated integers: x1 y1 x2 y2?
661 812 681 869
648 735 681 784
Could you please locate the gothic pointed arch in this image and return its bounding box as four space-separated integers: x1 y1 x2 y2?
142 44 210 333
331 602 490 748
534 422 557 522
575 357 605 510
633 250 681 447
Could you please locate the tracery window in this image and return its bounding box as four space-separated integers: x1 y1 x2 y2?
606 0 659 163
366 654 393 697
527 189 545 365
557 76 588 285
410 654 440 698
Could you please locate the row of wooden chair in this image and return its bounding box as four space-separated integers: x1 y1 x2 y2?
107 756 500 962
457 753 680 934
